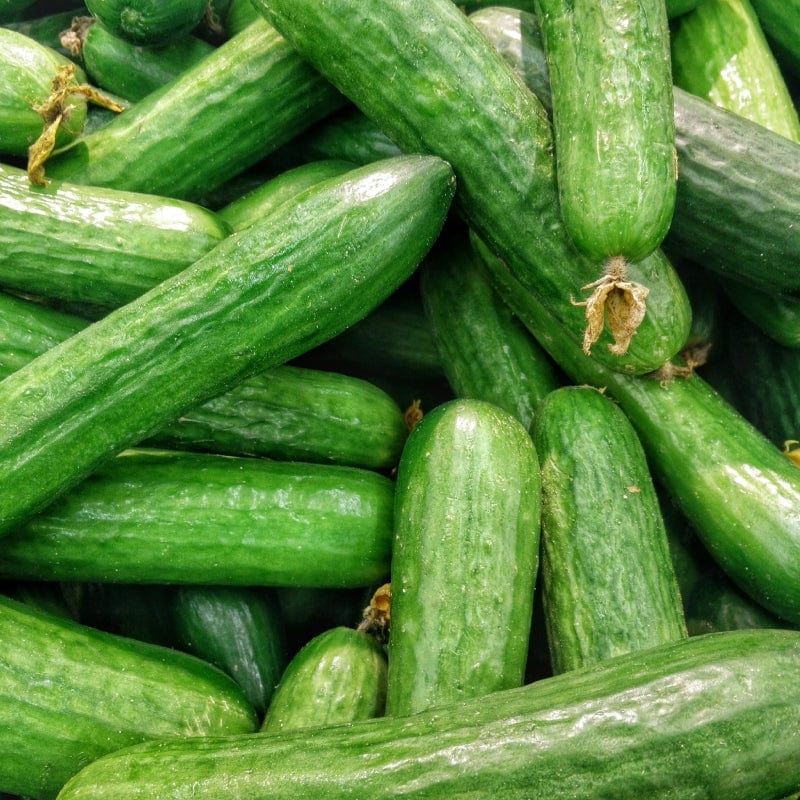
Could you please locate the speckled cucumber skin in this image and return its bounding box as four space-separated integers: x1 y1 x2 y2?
533 0 676 263
55 629 800 800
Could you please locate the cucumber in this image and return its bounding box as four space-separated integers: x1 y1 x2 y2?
0 161 230 309
386 398 541 716
55 629 800 800
671 0 800 142
532 386 687 674
84 0 207 45
0 155 454 537
0 594 256 800
74 17 215 102
224 0 259 37
533 0 676 265
0 448 395 589
0 26 87 156
0 291 408 470
218 158 354 232
2 7 86 54
47 18 348 202
473 232 800 626
253 0 691 373
722 283 800 347
261 626 387 733
748 0 800 79
420 228 559 432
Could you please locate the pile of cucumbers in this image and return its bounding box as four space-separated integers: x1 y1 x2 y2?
1 0 800 797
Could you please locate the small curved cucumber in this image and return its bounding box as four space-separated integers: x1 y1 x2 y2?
84 0 208 45
387 398 541 716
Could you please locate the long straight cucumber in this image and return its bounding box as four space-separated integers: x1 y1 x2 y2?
474 233 800 626
55 629 800 800
47 18 347 202
253 0 691 373
533 0 676 264
0 155 454 537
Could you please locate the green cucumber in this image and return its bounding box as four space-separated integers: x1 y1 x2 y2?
0 26 87 156
73 17 215 102
671 0 800 142
172 586 288 719
748 0 800 79
224 0 259 37
420 228 558 432
254 0 691 374
0 594 256 800
532 386 686 674
261 626 387 733
47 18 348 202
1 579 73 619
84 0 207 45
473 232 800 626
0 448 395 588
55 629 800 800
0 162 230 309
386 398 540 716
533 0 676 264
2 7 86 54
722 283 800 347
0 155 454 537
218 158 354 232
0 291 408 470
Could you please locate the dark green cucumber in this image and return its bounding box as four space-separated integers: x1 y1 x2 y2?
474 232 800 626
0 26 88 156
224 0 259 36
74 17 215 102
533 0 676 264
0 291 408 470
0 162 230 309
0 155 454 537
723 283 800 347
55 629 800 800
420 228 558 432
0 448 395 588
218 158 354 232
261 626 387 733
671 0 800 141
254 0 691 374
0 594 256 800
47 17 347 202
84 0 207 45
387 398 540 716
172 586 288 719
748 0 800 78
1 579 73 619
532 386 686 674
2 7 86 54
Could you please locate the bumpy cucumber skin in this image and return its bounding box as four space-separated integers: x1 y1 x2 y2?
0 155 454 537
0 449 396 588
84 0 208 45
0 595 256 800
253 0 691 375
0 27 88 156
533 386 686 674
386 398 541 717
533 0 676 263
474 233 800 626
420 231 558 432
261 627 387 733
0 162 231 309
56 629 800 800
47 19 348 202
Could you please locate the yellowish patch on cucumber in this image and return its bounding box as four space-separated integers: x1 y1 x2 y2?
403 399 424 432
27 63 124 187
59 15 94 59
783 441 800 468
572 255 649 357
357 582 391 642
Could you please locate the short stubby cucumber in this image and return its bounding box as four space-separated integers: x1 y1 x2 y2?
386 398 541 716
84 0 208 46
55 629 800 800
0 155 454 537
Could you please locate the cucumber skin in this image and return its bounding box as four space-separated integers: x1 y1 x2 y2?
0 449 395 589
84 0 207 45
47 18 348 202
474 233 800 626
533 0 676 263
261 627 387 733
533 386 686 674
55 629 800 800
386 398 541 717
0 155 454 537
0 595 257 800
253 0 691 376
0 162 231 309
